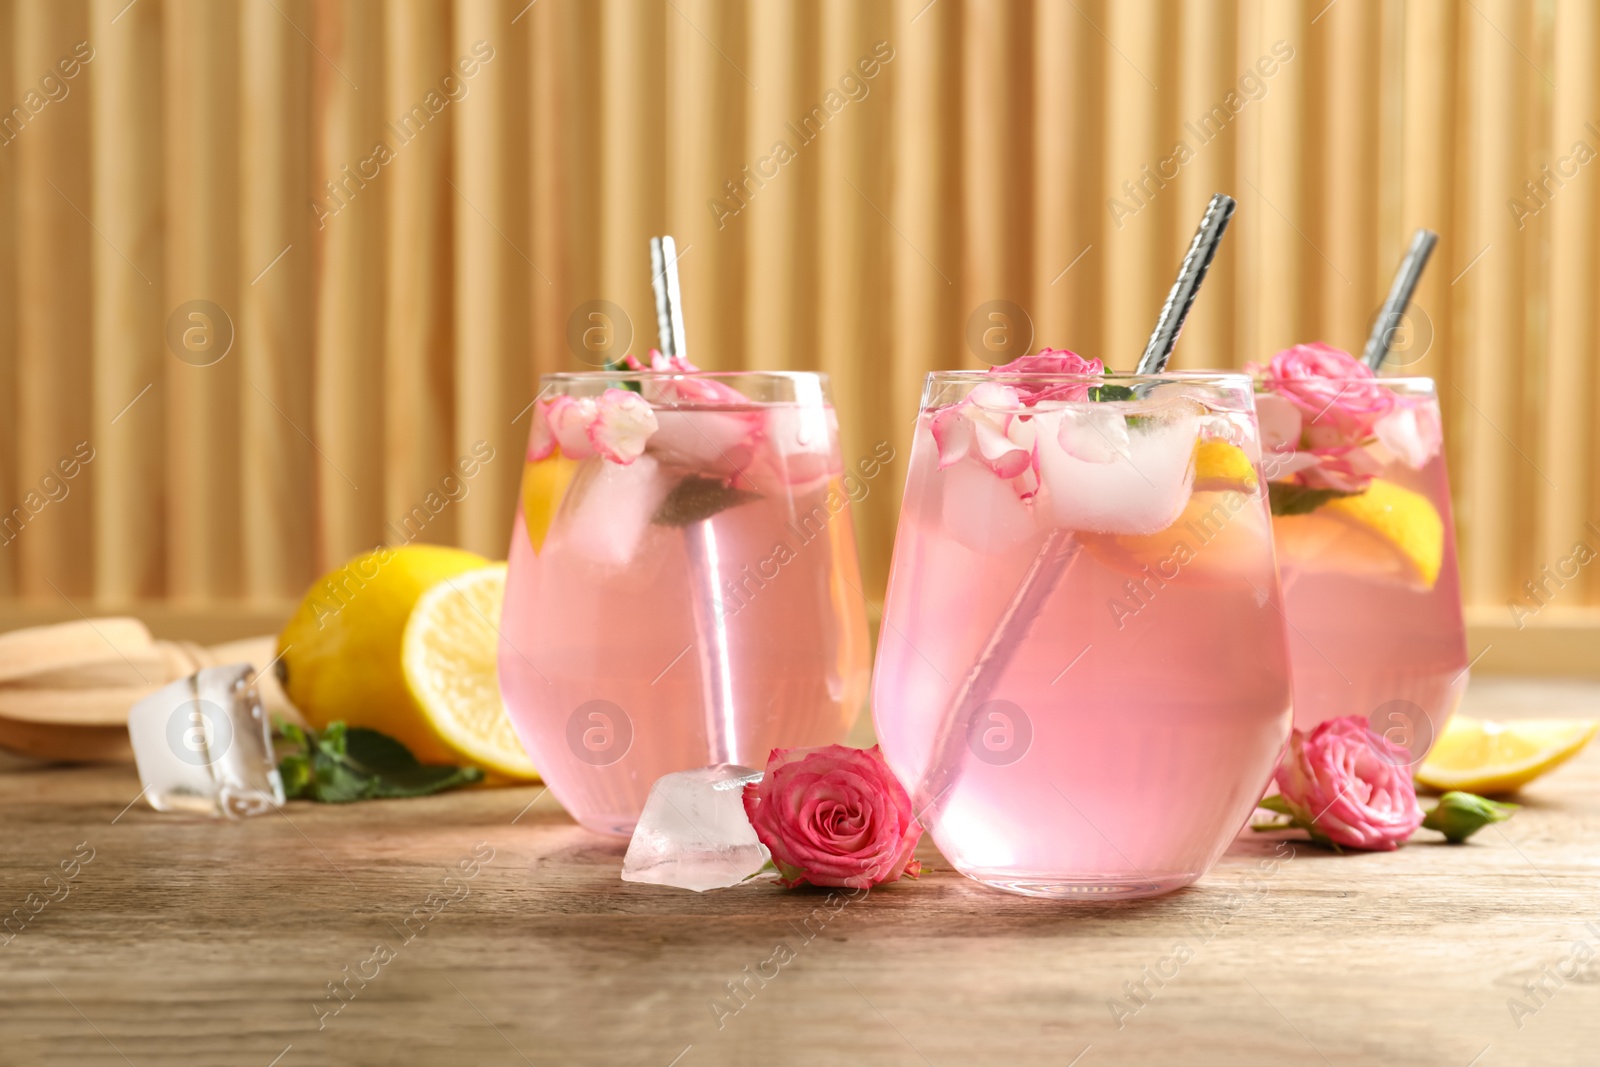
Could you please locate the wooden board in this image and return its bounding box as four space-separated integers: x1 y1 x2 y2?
0 678 1594 1065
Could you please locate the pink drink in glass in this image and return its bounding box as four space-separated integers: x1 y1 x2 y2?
1255 374 1468 760
499 370 871 835
873 371 1293 898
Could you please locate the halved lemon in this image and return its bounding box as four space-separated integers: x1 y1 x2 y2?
521 454 580 552
1321 479 1444 587
1274 479 1444 590
1193 439 1258 493
1416 716 1597 795
402 564 539 780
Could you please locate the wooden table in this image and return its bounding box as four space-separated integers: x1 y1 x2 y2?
2 679 1595 1066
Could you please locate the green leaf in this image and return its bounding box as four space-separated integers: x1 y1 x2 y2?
603 357 643 392
1268 481 1360 517
316 720 349 758
309 750 373 803
367 765 486 799
279 754 313 798
273 720 483 804
1422 791 1519 844
652 475 760 527
344 727 421 776
1088 383 1134 402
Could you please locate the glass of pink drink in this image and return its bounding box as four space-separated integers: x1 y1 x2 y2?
873 367 1294 898
1252 358 1468 761
499 367 871 835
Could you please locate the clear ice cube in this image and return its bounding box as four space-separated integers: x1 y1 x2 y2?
560 452 673 566
621 764 771 892
1035 403 1199 534
128 663 285 818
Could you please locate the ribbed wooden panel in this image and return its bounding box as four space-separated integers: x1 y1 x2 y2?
240 0 313 601
92 0 165 603
1 0 1597 665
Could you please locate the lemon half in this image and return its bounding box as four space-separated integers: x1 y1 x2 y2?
1321 479 1444 588
1192 439 1258 494
278 545 489 764
1416 716 1598 795
402 564 539 780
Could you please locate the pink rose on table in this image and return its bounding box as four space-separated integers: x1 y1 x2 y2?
743 744 923 889
1271 716 1424 851
1256 343 1395 437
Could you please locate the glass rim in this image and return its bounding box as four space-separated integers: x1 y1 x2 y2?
927 369 1253 386
1255 375 1436 388
542 369 829 385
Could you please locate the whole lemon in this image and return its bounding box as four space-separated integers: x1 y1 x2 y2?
276 545 489 765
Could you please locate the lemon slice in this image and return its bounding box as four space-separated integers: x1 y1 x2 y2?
1322 479 1443 586
522 454 580 552
402 564 539 780
1192 440 1258 493
1416 716 1597 794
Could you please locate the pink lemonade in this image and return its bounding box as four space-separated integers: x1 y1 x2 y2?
1256 377 1468 758
873 372 1294 898
499 371 871 835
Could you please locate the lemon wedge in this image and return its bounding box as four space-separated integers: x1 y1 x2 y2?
1416 716 1598 795
521 454 580 552
402 564 538 780
1192 439 1258 493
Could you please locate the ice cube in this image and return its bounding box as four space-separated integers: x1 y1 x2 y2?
940 458 1039 554
558 453 673 567
650 409 758 476
128 663 285 818
621 764 771 892
1035 404 1198 534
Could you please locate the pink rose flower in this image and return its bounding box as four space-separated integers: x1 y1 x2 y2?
529 389 659 465
992 347 1106 404
743 744 924 889
1372 398 1443 469
1255 343 1395 438
1273 716 1425 851
625 349 750 406
931 382 1035 479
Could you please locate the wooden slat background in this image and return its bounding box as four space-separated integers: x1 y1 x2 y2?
0 0 1596 670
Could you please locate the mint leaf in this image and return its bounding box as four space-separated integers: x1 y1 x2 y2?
652 475 760 527
1088 383 1134 402
1268 481 1359 516
279 754 313 798
603 357 643 392
274 721 483 803
368 765 485 798
344 727 421 776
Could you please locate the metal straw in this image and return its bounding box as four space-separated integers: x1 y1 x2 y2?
648 236 738 765
650 236 688 359
913 195 1241 835
1135 193 1238 375
1362 228 1438 370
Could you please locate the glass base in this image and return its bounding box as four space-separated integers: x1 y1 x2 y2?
576 814 639 837
959 867 1198 900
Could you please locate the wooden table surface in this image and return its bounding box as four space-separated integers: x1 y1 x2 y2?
2 678 1596 1067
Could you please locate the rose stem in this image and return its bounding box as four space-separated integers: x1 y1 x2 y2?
649 236 737 767
1361 228 1438 371
913 194 1239 834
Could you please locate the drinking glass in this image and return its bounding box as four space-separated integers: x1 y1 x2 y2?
1255 375 1468 760
873 371 1293 898
499 369 871 835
